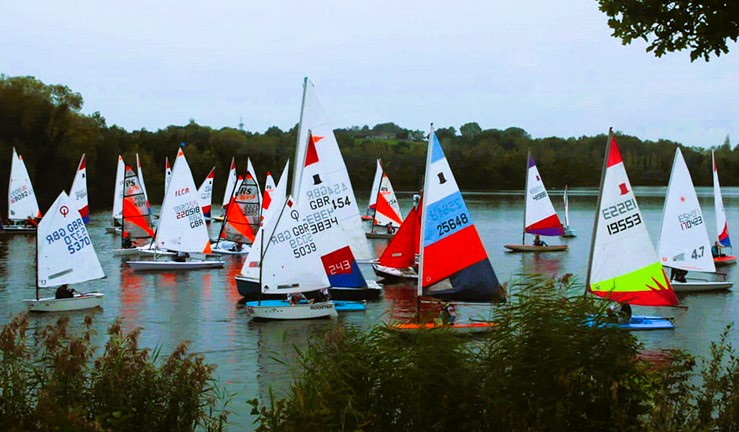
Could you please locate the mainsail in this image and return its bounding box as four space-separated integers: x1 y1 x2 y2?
198 167 215 218
524 153 564 237
112 155 125 224
372 161 403 229
221 157 237 212
418 130 503 302
220 172 260 245
69 154 89 223
9 148 41 221
713 151 731 248
122 165 155 247
587 133 678 306
136 153 151 214
164 156 172 196
378 197 421 269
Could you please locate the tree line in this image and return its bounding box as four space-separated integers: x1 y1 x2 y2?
1 74 737 215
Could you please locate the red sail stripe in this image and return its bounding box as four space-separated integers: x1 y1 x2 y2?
422 225 488 288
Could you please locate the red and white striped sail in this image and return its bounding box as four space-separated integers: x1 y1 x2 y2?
136 153 151 213
164 156 172 197
69 154 89 223
291 78 370 261
112 155 125 222
713 151 732 248
367 159 382 212
220 172 260 244
8 148 41 221
37 191 104 288
156 149 212 254
261 170 276 222
658 148 715 273
372 163 403 228
524 153 564 236
221 157 237 211
198 167 215 218
122 165 155 246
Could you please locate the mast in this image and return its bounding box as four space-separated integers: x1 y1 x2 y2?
522 151 530 244
35 227 39 300
585 128 613 295
417 124 434 310
291 77 310 199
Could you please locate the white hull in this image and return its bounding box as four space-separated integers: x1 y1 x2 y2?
24 292 104 312
246 301 338 320
210 241 250 255
372 263 418 279
672 280 732 293
112 247 176 257
127 259 224 271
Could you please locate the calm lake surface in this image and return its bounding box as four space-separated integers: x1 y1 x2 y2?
1 186 739 429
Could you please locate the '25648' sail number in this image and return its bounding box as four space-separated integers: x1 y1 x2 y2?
436 213 469 236
606 213 642 235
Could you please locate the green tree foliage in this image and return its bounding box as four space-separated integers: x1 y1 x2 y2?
597 0 739 61
0 74 737 215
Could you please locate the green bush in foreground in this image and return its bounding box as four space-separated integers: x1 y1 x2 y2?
250 275 739 432
0 314 229 432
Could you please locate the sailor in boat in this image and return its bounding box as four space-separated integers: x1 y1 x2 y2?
122 233 134 249
229 242 244 252
24 216 38 228
533 235 548 247
174 251 189 263
712 241 726 258
55 284 75 299
606 302 632 324
314 288 330 303
670 268 688 283
385 222 396 235
440 302 457 325
287 292 309 305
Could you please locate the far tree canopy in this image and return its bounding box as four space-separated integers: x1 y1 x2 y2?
597 0 739 61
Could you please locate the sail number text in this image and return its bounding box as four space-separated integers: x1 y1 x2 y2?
602 198 637 220
606 214 642 235
436 213 470 236
45 218 92 254
174 201 204 228
678 209 703 231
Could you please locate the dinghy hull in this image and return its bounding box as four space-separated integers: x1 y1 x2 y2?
0 225 36 234
714 255 736 266
24 293 104 312
365 232 395 239
504 244 568 252
372 263 418 281
235 276 382 300
245 301 337 320
671 280 732 293
388 321 496 334
127 260 224 271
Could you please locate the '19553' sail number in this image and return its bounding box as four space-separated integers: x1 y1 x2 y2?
606 213 642 235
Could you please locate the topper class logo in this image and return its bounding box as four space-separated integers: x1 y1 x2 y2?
59 205 70 217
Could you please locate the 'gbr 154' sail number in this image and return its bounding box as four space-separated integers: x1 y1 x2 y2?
602 198 642 235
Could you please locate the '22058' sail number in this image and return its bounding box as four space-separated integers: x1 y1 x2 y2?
606 213 642 235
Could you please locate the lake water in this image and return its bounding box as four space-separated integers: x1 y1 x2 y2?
1 186 739 429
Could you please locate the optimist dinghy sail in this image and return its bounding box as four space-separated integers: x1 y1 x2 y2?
418 129 504 302
69 154 89 223
587 131 678 307
198 167 215 219
9 148 41 221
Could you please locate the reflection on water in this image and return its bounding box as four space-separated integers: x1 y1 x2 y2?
0 188 738 429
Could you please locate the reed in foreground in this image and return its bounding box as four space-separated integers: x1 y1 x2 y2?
249 275 739 432
0 314 229 432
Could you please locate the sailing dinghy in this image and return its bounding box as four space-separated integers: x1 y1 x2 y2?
372 196 420 280
362 160 383 222
504 153 567 252
390 128 505 332
112 165 166 256
6 148 42 233
69 154 89 224
587 131 679 330
366 159 404 239
561 185 576 237
106 155 125 234
211 169 260 255
657 148 732 293
198 167 215 221
712 151 736 266
24 191 104 312
127 149 223 270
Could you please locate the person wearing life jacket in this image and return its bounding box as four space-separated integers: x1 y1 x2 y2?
712 241 725 258
55 285 75 299
533 235 547 247
607 302 632 324
440 302 457 325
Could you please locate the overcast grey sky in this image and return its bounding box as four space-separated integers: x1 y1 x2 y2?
1 1 737 148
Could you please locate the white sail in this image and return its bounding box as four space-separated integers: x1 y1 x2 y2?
713 151 732 248
164 156 172 197
588 134 677 307
367 159 382 212
136 153 150 206
658 148 715 273
372 168 403 228
524 153 564 236
156 149 212 254
69 154 89 223
261 170 276 220
37 191 104 288
292 78 371 261
259 196 331 295
8 148 41 221
563 185 570 227
246 158 262 203
112 155 125 222
221 157 237 210
197 167 215 218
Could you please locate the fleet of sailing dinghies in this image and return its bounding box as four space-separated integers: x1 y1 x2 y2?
587 131 679 314
505 152 566 252
198 167 215 220
712 151 736 266
24 191 105 312
7 147 42 232
367 159 404 239
562 185 576 237
127 149 224 271
417 128 505 303
657 149 732 293
107 155 125 234
69 154 89 224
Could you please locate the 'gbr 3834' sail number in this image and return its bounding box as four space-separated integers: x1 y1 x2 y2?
602 198 642 235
